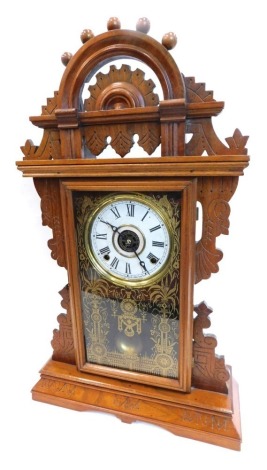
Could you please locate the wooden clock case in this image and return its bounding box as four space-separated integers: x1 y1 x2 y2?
17 18 249 450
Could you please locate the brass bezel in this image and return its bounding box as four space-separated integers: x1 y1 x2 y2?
84 192 174 288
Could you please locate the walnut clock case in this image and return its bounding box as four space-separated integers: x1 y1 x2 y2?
17 17 249 450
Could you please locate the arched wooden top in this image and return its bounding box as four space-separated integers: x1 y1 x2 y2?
57 29 185 109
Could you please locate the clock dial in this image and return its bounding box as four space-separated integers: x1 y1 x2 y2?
84 194 172 287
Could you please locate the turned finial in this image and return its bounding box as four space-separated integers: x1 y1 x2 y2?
80 29 94 44
61 52 73 66
162 32 177 50
107 17 121 30
136 17 150 34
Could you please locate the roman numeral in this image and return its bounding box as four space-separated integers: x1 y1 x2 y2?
96 233 107 240
126 204 135 217
110 257 119 269
147 252 159 263
149 224 161 232
110 206 121 218
141 210 149 221
99 246 110 255
125 263 131 274
152 241 164 247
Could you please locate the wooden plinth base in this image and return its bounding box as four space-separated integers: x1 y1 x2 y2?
32 359 241 450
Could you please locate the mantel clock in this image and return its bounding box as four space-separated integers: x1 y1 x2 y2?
17 17 249 450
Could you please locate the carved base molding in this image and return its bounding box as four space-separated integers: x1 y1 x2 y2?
32 360 241 450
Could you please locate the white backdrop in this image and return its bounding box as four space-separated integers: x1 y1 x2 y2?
1 1 265 468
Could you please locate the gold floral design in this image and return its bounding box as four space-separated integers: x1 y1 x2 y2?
73 191 181 378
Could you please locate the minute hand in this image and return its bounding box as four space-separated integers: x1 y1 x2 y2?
134 251 149 274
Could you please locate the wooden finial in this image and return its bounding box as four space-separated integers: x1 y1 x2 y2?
162 32 177 50
107 17 121 30
80 29 94 44
136 17 150 34
61 52 73 66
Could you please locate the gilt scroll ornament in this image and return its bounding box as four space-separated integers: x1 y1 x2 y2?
74 192 180 379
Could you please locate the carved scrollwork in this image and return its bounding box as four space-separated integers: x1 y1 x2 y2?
184 76 248 156
21 92 60 160
34 178 66 268
21 130 61 160
186 121 249 156
195 176 238 284
192 301 230 394
51 285 75 364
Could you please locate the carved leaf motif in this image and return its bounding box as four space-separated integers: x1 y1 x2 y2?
110 128 134 157
41 91 58 115
225 128 249 153
208 199 230 236
195 241 222 283
184 76 214 103
84 129 108 155
138 124 161 155
20 139 39 160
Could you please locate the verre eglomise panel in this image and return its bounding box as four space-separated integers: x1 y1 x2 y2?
73 191 181 379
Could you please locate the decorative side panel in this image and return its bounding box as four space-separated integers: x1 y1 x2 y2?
192 301 230 394
34 178 66 268
195 176 238 284
51 285 75 364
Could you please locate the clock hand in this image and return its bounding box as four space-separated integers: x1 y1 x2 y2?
101 220 121 234
100 220 148 273
133 250 149 274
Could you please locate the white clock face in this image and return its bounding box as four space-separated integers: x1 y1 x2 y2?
84 194 172 287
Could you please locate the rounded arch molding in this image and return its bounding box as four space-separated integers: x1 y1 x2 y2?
58 30 185 109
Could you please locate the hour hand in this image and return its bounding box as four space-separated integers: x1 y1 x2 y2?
101 219 120 234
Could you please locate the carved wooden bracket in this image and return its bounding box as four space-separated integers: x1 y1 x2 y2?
195 176 239 284
192 301 230 393
34 178 66 268
51 285 75 364
184 76 249 156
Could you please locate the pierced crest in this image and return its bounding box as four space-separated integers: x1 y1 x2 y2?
82 64 161 157
84 64 159 111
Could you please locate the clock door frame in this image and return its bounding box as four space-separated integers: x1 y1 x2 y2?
60 175 197 392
